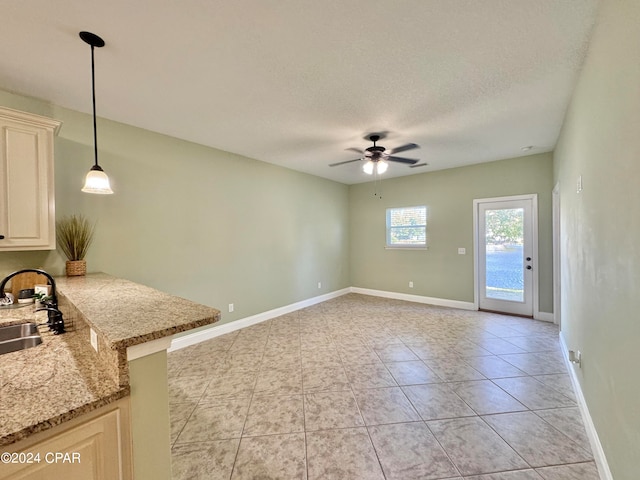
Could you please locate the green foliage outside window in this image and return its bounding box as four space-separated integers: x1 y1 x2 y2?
485 208 523 245
386 206 427 247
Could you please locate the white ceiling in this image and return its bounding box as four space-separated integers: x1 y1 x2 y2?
1 0 599 184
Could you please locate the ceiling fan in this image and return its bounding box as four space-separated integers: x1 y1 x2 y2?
329 134 420 175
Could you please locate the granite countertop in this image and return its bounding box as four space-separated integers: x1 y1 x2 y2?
0 273 221 445
54 273 220 350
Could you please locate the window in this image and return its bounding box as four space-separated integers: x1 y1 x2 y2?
386 206 427 248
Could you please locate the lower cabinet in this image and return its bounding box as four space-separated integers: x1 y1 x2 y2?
1 398 132 480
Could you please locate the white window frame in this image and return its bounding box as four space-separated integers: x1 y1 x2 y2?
385 205 427 249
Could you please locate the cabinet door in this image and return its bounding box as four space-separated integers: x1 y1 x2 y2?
1 404 132 480
0 108 60 251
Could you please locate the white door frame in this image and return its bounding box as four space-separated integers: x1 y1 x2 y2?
473 194 540 318
552 183 561 326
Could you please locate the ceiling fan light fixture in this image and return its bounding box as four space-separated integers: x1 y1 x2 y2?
329 135 420 178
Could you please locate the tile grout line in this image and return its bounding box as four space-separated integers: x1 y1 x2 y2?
393 337 465 479
226 319 273 479
296 313 312 480
168 296 598 480
170 339 236 449
338 326 389 479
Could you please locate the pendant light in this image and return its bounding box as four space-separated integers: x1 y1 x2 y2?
80 31 113 194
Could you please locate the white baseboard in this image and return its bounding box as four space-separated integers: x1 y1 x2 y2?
169 287 476 352
169 288 351 352
350 287 476 311
171 286 552 353
535 311 555 322
559 332 613 480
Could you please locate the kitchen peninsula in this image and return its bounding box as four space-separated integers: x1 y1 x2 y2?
0 273 220 480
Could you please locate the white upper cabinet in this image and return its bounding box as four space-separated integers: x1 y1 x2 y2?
0 107 61 251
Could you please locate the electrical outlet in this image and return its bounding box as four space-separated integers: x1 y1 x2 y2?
409 281 414 288
318 282 322 289
569 349 582 367
458 248 466 255
90 328 98 352
228 303 234 313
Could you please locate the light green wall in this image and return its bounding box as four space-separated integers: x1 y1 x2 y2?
0 92 553 317
350 154 554 313
5 5 637 476
553 0 640 478
0 89 350 324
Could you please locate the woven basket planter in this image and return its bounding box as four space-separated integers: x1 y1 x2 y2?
66 260 87 277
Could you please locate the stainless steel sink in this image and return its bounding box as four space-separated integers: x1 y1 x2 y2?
0 322 38 341
0 323 42 355
0 336 43 355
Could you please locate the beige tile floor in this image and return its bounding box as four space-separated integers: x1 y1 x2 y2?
168 294 600 480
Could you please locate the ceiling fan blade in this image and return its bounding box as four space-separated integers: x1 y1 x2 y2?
390 143 419 154
387 156 419 165
345 147 364 154
329 158 362 167
409 162 429 168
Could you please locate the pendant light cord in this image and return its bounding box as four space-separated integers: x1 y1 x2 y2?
90 45 99 168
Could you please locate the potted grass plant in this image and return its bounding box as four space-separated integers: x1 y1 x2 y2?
56 214 95 276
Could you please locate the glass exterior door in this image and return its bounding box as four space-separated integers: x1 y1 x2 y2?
478 198 534 316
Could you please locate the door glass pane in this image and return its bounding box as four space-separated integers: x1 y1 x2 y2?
485 208 524 302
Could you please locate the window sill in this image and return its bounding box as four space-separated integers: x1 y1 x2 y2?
384 246 428 250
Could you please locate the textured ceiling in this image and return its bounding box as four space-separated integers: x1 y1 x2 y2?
0 0 599 184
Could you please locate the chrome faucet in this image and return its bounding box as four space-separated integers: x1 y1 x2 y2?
0 269 65 334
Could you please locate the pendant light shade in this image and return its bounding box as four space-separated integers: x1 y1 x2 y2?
82 165 113 194
79 31 113 195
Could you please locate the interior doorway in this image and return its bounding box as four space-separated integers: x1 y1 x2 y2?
474 195 538 317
